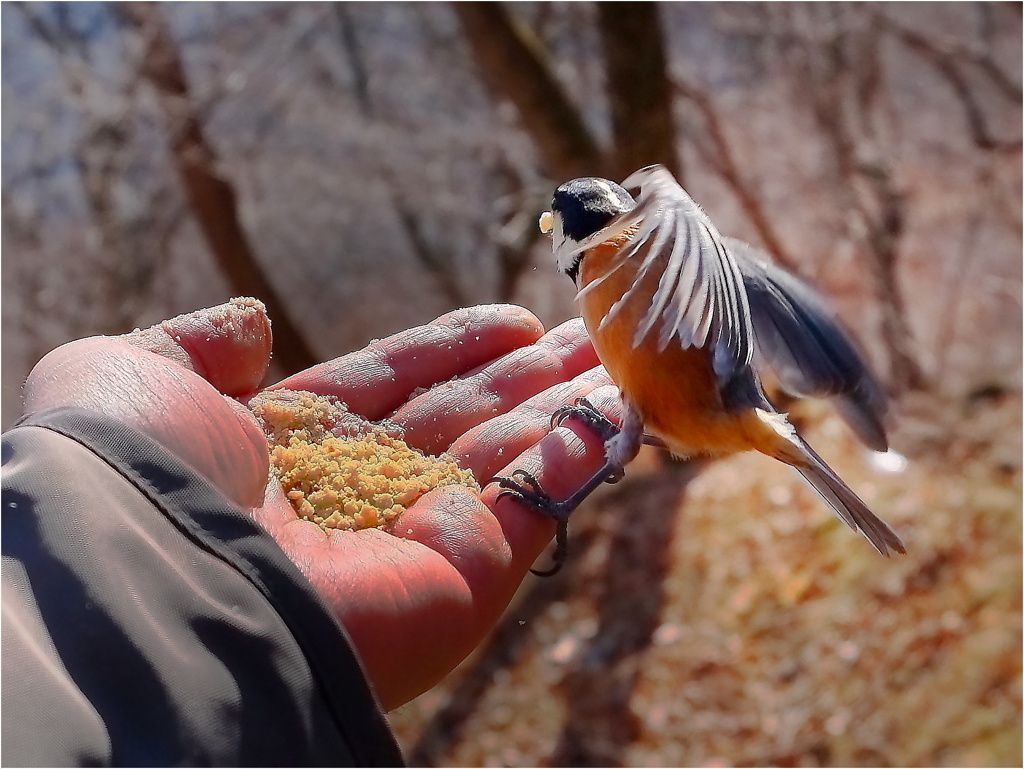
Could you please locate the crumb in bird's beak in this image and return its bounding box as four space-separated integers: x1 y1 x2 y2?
539 211 553 234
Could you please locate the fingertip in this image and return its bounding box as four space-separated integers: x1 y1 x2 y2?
540 315 588 342
574 384 623 418
126 298 272 396
431 304 546 343
392 485 514 589
428 305 549 377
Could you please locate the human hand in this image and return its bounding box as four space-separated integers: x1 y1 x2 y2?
22 299 621 710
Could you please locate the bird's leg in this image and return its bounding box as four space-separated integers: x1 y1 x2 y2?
495 400 644 575
552 396 666 452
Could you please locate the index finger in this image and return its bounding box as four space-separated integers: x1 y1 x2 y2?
389 318 599 455
271 304 545 420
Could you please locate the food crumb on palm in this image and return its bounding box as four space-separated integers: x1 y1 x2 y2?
250 389 479 532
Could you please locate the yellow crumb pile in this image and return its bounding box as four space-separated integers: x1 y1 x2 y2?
250 389 479 532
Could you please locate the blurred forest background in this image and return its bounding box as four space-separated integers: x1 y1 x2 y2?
2 1 1021 766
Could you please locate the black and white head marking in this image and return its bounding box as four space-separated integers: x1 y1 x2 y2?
548 177 636 284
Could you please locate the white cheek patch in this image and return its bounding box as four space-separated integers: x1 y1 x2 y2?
551 216 577 273
552 215 565 248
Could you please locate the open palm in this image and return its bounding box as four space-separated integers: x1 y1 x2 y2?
23 299 620 710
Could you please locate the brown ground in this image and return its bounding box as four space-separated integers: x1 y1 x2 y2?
387 387 1021 767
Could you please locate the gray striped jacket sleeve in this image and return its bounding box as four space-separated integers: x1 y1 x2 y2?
2 407 403 767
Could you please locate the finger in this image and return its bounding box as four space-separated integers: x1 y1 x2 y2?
450 374 619 481
123 297 272 396
273 304 545 420
391 317 600 455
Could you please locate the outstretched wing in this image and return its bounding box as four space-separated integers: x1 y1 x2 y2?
578 165 754 384
726 237 889 451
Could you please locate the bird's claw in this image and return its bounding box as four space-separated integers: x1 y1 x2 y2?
495 470 574 576
551 397 621 442
552 399 627 485
495 470 575 521
495 455 626 576
604 466 625 484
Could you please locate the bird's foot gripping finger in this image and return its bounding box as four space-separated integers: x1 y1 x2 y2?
497 400 644 576
552 398 625 483
495 471 572 576
551 397 621 442
495 461 625 576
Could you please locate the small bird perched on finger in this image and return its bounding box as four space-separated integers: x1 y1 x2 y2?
499 165 905 574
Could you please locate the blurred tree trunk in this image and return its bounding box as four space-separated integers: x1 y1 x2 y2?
454 2 682 186
452 2 605 180
120 1 316 374
596 2 682 182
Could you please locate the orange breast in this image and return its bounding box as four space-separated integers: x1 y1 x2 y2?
577 239 755 458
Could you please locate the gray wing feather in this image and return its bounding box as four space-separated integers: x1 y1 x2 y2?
617 166 754 383
725 236 889 451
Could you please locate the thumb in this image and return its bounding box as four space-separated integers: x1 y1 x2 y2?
22 299 273 508
123 297 272 396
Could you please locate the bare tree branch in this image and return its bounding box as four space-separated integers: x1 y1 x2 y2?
487 150 546 302
931 183 990 382
14 4 89 99
333 3 374 116
786 5 926 392
332 3 468 307
674 78 799 271
880 13 1022 153
14 2 172 333
391 203 469 308
119 1 317 373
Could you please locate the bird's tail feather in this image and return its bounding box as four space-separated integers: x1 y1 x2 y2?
793 443 906 556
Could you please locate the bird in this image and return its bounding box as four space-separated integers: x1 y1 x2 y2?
498 165 905 574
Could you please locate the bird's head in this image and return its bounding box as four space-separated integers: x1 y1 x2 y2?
539 177 636 285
